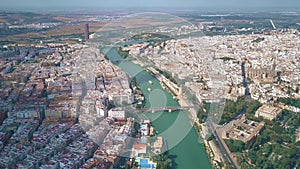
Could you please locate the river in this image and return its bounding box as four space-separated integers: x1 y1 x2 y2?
102 47 212 169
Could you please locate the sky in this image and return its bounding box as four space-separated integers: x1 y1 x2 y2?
0 0 300 10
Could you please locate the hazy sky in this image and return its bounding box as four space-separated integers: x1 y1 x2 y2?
0 0 299 10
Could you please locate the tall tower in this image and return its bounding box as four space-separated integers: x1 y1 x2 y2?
84 23 90 41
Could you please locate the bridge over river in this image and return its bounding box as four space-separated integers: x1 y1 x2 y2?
136 106 199 113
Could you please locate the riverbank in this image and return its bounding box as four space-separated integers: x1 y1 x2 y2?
102 46 212 169
146 65 224 169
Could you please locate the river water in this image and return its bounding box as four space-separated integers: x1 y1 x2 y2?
102 47 212 169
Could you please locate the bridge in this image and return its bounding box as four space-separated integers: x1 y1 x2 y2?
137 106 199 113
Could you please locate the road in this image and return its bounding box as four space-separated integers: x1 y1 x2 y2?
206 118 240 169
122 47 239 168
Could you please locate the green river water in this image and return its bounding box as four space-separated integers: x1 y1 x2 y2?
102 47 212 169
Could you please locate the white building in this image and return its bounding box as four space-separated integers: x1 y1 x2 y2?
108 108 125 119
132 143 147 157
255 104 282 120
95 99 106 117
8 110 41 119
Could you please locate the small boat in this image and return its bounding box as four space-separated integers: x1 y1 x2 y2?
148 80 153 85
148 88 152 92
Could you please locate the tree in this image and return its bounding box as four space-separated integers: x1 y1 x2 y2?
278 98 300 108
224 162 233 169
225 139 245 152
247 150 257 164
273 124 284 134
151 153 172 169
125 163 130 169
197 108 207 123
246 101 262 114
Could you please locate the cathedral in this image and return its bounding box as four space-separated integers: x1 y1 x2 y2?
245 61 278 84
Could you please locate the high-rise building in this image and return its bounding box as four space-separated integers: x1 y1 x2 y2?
84 23 90 41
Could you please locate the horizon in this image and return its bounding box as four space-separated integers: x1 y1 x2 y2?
0 0 300 12
1 6 300 14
